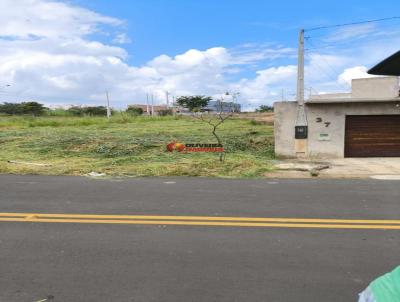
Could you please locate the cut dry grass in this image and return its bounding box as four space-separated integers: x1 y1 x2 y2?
0 115 274 178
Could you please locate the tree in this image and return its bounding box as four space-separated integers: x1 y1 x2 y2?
0 101 46 116
0 102 24 115
195 99 233 162
256 105 273 113
176 95 211 112
126 106 144 116
66 106 110 116
21 101 47 116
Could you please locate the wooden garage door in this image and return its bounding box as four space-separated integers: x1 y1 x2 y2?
345 115 400 157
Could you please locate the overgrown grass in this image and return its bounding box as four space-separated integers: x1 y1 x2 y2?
0 114 177 128
0 115 274 178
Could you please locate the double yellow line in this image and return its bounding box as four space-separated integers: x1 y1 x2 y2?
1 212 400 230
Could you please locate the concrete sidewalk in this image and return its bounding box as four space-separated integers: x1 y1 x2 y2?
268 158 400 179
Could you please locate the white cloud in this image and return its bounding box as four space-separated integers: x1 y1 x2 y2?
0 0 296 110
337 66 377 86
0 0 399 111
235 66 297 104
230 43 296 64
0 0 121 39
324 24 376 42
113 33 132 44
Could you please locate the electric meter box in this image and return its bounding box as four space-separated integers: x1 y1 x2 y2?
295 126 308 139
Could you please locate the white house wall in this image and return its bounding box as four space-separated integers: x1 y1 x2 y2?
274 101 400 158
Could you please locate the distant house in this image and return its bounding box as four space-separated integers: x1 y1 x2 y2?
128 104 168 115
129 100 241 115
204 101 241 113
174 101 241 114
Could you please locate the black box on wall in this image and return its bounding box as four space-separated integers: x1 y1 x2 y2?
295 126 308 139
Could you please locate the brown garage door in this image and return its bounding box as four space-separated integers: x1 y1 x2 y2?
345 115 400 157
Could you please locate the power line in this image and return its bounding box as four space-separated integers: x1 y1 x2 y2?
305 16 400 32
305 19 400 40
305 37 351 88
305 25 400 51
304 52 349 92
301 17 400 94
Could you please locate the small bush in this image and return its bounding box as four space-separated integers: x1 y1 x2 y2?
126 106 144 116
67 106 85 116
249 120 263 125
158 109 173 116
256 105 273 112
67 106 109 116
84 106 108 116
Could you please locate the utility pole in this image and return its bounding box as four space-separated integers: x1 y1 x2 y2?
165 91 169 108
106 91 111 119
233 92 240 112
151 93 154 116
146 93 150 115
294 29 308 156
296 29 305 107
172 95 176 116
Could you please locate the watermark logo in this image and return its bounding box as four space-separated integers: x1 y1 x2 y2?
166 142 224 152
166 142 185 152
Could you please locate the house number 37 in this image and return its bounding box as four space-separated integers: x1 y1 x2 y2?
316 117 331 127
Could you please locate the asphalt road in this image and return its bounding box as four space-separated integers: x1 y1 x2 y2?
1 175 399 302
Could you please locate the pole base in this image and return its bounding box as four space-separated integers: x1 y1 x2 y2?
295 139 308 157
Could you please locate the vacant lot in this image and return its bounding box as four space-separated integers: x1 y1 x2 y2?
0 115 274 178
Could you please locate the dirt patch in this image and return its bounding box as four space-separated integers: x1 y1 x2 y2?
234 113 274 125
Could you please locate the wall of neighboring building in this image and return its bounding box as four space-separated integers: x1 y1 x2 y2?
351 77 399 99
274 101 297 158
310 77 400 100
310 93 351 100
274 101 400 158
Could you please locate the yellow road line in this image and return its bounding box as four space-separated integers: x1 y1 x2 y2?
1 212 400 225
1 216 400 230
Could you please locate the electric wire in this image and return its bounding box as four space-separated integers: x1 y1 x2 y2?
302 17 400 95
305 37 351 89
304 52 349 92
305 16 400 32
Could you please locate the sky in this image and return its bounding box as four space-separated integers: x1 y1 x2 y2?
0 0 400 110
